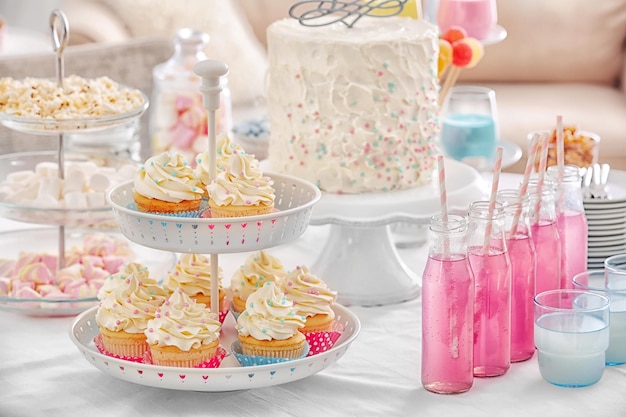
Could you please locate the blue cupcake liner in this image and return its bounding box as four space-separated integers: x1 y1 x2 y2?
231 340 310 367
125 201 202 218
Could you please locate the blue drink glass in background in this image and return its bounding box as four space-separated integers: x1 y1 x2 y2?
534 289 609 388
441 86 499 171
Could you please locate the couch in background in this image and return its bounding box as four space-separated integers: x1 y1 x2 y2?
2 0 625 172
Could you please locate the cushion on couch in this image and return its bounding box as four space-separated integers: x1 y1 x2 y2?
461 0 626 85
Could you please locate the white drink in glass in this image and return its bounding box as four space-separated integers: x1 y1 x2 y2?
606 297 626 365
535 312 609 387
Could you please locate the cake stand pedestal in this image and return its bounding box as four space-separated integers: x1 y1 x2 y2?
309 158 486 306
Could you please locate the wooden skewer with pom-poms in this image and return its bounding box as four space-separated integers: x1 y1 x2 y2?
438 26 485 107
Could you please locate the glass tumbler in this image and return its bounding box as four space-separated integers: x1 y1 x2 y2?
421 214 474 394
573 270 626 366
534 289 609 388
441 86 498 172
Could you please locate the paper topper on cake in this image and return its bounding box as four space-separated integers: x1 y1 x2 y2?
290 0 409 28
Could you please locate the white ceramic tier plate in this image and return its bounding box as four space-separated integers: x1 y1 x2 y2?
70 304 360 392
309 158 485 226
107 173 321 253
0 151 137 227
0 228 176 317
0 88 148 135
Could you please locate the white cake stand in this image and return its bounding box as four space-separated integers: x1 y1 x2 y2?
309 158 486 306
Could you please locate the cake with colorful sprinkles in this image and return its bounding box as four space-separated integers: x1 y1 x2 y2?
266 16 440 194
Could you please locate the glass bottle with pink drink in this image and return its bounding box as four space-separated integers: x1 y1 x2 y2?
467 201 511 377
497 190 536 362
422 214 474 394
527 180 561 296
547 165 588 289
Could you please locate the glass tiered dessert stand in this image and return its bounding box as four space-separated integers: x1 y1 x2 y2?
69 60 360 391
0 10 176 316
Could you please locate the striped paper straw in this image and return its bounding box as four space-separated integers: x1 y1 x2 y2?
533 133 551 223
511 133 540 235
483 146 504 253
556 115 565 183
438 154 448 221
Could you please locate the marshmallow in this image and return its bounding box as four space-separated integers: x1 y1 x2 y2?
64 191 88 209
85 192 106 208
88 173 110 192
34 162 59 178
38 177 62 200
62 170 87 194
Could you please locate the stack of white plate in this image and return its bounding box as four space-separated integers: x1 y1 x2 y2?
584 170 626 269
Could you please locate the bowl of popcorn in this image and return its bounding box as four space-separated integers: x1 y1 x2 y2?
528 125 600 172
0 151 138 226
0 75 148 134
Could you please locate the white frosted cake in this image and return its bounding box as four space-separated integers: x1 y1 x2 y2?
266 17 440 194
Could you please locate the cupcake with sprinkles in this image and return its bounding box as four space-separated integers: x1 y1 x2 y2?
95 269 167 361
234 281 307 364
163 253 228 320
133 151 204 216
230 250 287 314
280 265 342 356
145 289 224 368
206 149 275 218
194 133 243 191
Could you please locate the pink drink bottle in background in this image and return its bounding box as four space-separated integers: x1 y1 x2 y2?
437 0 498 40
547 165 588 289
422 214 474 394
467 201 511 377
497 190 536 362
527 181 561 296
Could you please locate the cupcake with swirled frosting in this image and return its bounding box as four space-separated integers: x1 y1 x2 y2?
133 151 204 215
230 250 287 314
280 265 337 333
163 253 226 314
95 270 167 359
145 289 222 367
235 281 306 358
194 133 243 191
206 150 275 218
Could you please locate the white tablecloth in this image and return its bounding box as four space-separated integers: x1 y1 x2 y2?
1 174 625 417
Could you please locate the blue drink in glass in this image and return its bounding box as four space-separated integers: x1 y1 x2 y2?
441 113 497 167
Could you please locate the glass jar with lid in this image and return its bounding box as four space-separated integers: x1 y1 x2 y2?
149 28 232 163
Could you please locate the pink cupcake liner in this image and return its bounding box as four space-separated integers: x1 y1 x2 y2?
143 346 227 369
93 334 144 363
304 320 345 357
95 334 227 368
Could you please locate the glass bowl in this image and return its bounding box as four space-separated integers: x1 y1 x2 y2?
0 86 148 135
0 227 177 317
527 127 600 172
0 151 138 227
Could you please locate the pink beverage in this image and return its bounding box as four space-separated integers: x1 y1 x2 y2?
531 220 561 295
507 233 536 362
469 248 511 377
422 255 474 394
422 214 474 394
557 210 588 289
437 0 497 40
